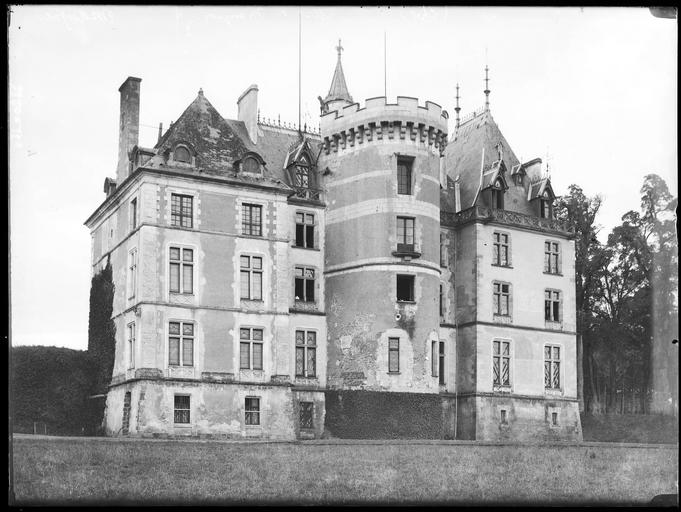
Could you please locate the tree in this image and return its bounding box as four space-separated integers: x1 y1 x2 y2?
85 258 116 434
554 185 605 413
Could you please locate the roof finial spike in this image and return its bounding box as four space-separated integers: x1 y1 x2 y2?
257 109 260 123
198 88 204 96
336 38 344 59
484 65 490 111
454 83 461 130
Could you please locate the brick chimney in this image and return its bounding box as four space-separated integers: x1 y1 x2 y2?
237 84 258 144
117 77 142 182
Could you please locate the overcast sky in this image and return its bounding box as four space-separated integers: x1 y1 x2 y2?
9 6 677 351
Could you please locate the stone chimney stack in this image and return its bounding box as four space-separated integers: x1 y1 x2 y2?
117 76 142 182
237 84 258 144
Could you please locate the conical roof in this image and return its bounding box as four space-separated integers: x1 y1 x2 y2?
323 43 353 105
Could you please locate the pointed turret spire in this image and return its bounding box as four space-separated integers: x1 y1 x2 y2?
484 65 490 111
321 39 353 114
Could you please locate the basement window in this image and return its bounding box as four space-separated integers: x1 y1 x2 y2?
500 409 508 425
299 401 314 429
245 397 261 426
396 274 415 302
174 395 191 424
552 412 558 426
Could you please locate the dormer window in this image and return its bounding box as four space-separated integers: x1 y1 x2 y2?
540 191 553 219
242 156 261 174
295 155 311 188
491 179 504 210
174 145 191 163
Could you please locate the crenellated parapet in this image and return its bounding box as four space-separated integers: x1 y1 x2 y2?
320 96 449 156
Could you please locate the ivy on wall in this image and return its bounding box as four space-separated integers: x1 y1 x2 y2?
85 258 116 434
324 390 446 439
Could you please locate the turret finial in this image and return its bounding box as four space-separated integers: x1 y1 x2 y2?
336 38 344 58
484 66 490 111
454 83 461 130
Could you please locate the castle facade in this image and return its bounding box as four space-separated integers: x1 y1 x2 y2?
85 47 581 441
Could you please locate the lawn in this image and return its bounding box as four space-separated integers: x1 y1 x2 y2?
11 436 678 505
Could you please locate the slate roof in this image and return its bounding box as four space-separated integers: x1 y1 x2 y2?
140 90 324 191
323 53 353 104
444 108 520 210
528 177 556 201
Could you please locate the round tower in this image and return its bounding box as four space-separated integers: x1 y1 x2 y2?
319 96 448 393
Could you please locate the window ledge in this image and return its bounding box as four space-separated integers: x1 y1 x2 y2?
491 264 513 269
240 299 264 303
493 314 513 324
543 272 563 277
391 250 421 259
173 423 192 428
169 225 195 231
545 388 563 395
291 245 320 251
545 321 563 330
493 385 513 393
170 292 195 296
397 300 416 305
387 371 401 375
240 233 264 239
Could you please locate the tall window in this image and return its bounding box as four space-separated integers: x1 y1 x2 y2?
491 180 504 209
545 345 561 389
169 321 194 367
294 267 315 302
493 340 511 387
130 198 137 231
242 203 262 236
295 330 317 378
295 213 315 248
493 232 510 266
171 194 193 228
245 397 260 426
544 241 560 274
127 322 135 369
397 157 412 195
240 327 263 370
545 290 561 322
432 340 445 384
299 401 314 429
396 217 415 251
440 233 448 267
388 338 400 373
174 395 190 424
439 284 444 317
169 247 193 294
540 192 553 218
493 282 510 316
128 248 137 299
396 275 415 302
439 341 445 385
240 255 262 300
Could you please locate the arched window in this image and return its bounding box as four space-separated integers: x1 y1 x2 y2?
491 179 504 210
242 156 261 174
174 145 191 163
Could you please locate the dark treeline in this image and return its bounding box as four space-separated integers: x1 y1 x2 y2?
555 174 678 415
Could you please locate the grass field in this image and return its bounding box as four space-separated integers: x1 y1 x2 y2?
11 436 678 505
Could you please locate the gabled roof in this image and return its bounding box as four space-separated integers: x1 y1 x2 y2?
444 108 520 209
528 177 556 201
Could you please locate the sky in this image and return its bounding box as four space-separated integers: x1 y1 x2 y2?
9 6 677 351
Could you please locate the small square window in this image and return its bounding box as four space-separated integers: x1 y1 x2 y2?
396 275 414 302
